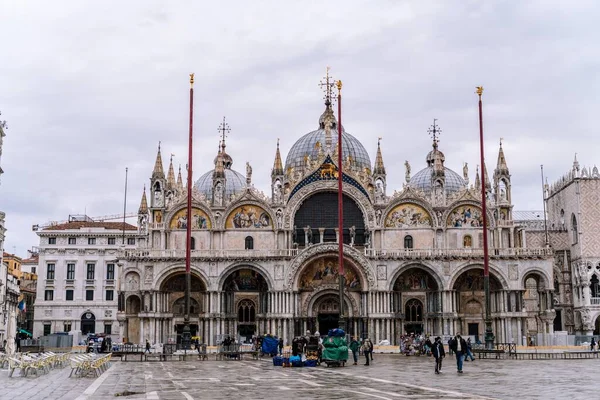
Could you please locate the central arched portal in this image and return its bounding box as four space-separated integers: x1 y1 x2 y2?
297 254 364 338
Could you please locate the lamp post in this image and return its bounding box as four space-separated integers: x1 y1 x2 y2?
477 86 495 349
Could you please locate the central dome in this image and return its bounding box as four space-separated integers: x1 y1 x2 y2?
410 166 466 194
285 106 371 172
194 169 246 198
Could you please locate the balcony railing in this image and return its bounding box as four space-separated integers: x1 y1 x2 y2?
122 248 299 260
591 297 600 305
365 247 553 259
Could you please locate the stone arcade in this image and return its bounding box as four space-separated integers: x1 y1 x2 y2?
118 93 556 346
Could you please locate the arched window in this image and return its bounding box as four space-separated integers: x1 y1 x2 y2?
463 235 472 248
190 237 196 250
238 300 256 323
404 299 422 322
245 236 254 250
572 214 578 244
591 275 600 298
404 235 413 249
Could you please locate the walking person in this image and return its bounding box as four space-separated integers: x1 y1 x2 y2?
145 339 151 354
431 337 445 374
278 337 284 356
465 338 475 361
349 337 360 365
449 334 467 373
591 338 596 352
362 337 374 366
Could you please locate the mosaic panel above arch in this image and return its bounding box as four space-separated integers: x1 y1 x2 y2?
169 208 211 230
223 268 269 292
453 269 502 291
385 203 432 228
447 205 483 228
393 267 438 291
225 205 272 229
298 256 361 291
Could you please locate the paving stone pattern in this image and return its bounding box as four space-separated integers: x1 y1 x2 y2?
1 355 597 399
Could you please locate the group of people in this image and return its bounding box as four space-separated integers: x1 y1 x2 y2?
349 337 374 366
431 334 475 374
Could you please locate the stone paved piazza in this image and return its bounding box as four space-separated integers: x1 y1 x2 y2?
1 355 597 399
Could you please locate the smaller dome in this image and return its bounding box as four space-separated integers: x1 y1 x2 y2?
194 169 246 199
410 166 466 194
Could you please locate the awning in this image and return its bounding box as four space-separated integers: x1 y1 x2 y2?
19 329 33 337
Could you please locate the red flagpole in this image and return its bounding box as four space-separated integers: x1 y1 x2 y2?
337 80 345 330
477 86 494 349
182 73 194 350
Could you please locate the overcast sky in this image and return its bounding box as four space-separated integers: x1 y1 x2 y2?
1 0 599 257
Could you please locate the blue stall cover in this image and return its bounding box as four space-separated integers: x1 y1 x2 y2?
261 336 279 356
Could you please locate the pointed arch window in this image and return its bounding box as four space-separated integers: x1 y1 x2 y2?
405 299 423 322
591 275 600 298
245 236 254 250
571 214 578 244
404 235 413 249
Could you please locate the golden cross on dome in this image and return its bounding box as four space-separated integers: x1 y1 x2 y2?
427 119 442 146
318 66 336 104
218 116 231 148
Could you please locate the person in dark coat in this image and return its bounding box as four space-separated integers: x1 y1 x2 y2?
431 337 445 374
449 334 468 373
278 337 284 356
349 337 360 365
591 338 597 351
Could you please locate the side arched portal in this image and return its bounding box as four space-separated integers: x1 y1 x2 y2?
392 266 441 340
221 268 269 342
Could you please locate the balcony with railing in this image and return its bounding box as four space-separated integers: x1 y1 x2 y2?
591 297 600 305
365 247 553 260
122 248 299 260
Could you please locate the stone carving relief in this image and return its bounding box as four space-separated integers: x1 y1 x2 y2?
45 309 52 317
209 262 218 277
105 310 113 318
126 272 140 291
145 266 154 284
508 265 518 281
274 265 284 280
377 265 387 280
64 309 72 317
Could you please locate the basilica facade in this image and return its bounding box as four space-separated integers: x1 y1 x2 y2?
118 97 556 347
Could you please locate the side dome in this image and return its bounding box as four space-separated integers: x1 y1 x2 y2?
410 167 466 194
194 169 246 198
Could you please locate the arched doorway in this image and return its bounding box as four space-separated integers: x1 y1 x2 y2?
392 267 440 338
222 268 269 342
315 296 341 335
453 269 502 342
293 192 365 246
160 273 207 345
81 312 96 335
